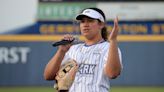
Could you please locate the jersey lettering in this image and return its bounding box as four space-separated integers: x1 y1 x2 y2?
78 64 96 74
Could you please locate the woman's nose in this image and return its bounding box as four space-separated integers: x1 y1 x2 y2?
83 21 89 27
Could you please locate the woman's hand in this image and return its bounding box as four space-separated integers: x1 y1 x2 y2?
58 34 74 53
108 17 119 41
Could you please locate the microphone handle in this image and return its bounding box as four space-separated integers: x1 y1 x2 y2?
52 40 74 47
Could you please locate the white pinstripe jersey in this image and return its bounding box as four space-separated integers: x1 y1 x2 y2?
62 41 122 92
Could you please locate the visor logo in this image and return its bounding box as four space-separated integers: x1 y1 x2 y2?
84 10 90 13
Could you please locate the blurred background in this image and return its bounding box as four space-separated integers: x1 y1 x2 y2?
0 0 164 92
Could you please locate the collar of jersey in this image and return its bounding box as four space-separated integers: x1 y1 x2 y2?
84 39 106 47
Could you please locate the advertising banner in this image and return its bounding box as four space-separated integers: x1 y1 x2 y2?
37 21 164 35
37 3 96 21
0 42 55 86
37 2 164 21
4 21 164 35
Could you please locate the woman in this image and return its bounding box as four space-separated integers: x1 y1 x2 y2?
44 7 123 92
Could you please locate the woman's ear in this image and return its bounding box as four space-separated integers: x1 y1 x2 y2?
99 22 105 29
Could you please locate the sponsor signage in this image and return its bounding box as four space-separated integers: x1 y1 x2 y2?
0 42 54 85
38 21 164 35
0 47 30 64
37 2 164 20
37 3 96 20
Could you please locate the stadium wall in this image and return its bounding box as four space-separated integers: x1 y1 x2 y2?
0 36 164 86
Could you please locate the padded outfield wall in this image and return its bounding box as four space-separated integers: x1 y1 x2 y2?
0 36 164 86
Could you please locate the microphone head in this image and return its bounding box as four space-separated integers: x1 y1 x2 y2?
72 37 83 45
52 37 83 47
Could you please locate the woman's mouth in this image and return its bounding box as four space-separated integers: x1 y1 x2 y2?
83 29 89 32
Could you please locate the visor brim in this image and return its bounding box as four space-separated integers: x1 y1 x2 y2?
76 14 96 20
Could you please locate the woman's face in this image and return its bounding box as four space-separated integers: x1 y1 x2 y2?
79 17 103 40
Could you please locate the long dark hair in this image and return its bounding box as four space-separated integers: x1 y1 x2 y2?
87 8 108 41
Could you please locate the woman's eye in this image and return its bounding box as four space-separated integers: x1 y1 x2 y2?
88 19 94 22
80 20 85 23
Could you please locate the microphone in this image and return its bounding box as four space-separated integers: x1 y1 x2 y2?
52 37 82 47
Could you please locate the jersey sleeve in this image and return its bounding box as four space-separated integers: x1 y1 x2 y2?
61 45 75 65
118 48 123 69
61 52 71 65
61 47 73 65
104 47 123 69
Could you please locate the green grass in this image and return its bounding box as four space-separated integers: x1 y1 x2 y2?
0 86 164 92
111 86 164 92
0 86 54 92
